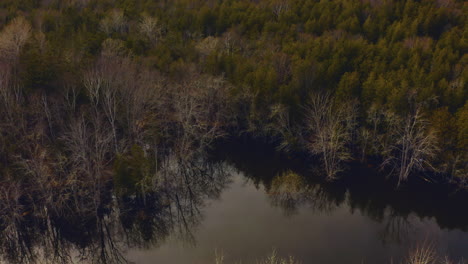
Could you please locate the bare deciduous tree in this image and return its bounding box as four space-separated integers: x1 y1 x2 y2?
83 41 132 152
173 70 229 159
406 242 437 264
82 39 168 159
0 17 31 120
100 9 127 36
139 14 162 44
381 107 439 185
221 30 242 55
195 36 219 57
60 112 113 214
121 67 163 146
0 16 32 60
305 92 357 180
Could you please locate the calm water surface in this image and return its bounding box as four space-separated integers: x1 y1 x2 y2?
125 170 468 264
1 141 467 264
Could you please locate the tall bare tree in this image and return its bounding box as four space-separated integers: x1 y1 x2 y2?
83 40 132 152
0 16 31 119
100 9 127 36
381 107 439 185
173 70 229 159
305 92 357 180
0 16 32 60
121 66 163 146
139 14 163 45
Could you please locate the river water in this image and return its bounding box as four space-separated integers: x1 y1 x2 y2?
126 171 467 264
0 141 467 264
124 141 468 264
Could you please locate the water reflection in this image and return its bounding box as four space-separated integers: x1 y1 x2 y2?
0 155 231 264
379 210 413 244
268 170 340 216
213 139 468 240
266 170 415 244
0 140 467 263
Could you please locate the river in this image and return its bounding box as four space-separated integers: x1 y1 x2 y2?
0 140 466 264
124 140 468 263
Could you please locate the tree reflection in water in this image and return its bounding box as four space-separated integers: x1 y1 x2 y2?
0 154 231 264
266 169 414 244
268 170 340 216
215 139 467 247
264 169 467 246
379 210 412 245
0 140 467 263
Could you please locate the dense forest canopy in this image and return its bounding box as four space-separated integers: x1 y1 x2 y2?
0 0 467 188
0 0 467 262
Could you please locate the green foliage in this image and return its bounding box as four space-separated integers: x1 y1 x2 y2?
1 0 466 181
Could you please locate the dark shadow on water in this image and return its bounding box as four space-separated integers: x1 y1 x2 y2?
209 137 468 232
0 155 231 263
0 139 467 263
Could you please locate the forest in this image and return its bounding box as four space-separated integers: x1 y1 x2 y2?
0 0 467 263
0 0 467 259
1 0 466 184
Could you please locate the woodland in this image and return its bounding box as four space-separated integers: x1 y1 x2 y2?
0 0 467 263
0 0 467 247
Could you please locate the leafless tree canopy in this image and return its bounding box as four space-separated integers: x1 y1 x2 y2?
0 16 32 60
139 14 163 44
100 9 127 36
305 92 357 180
381 107 439 185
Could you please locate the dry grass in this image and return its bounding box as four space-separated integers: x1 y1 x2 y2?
439 256 467 264
215 249 225 264
256 250 300 264
406 242 437 264
214 249 300 264
405 242 467 264
214 245 466 264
